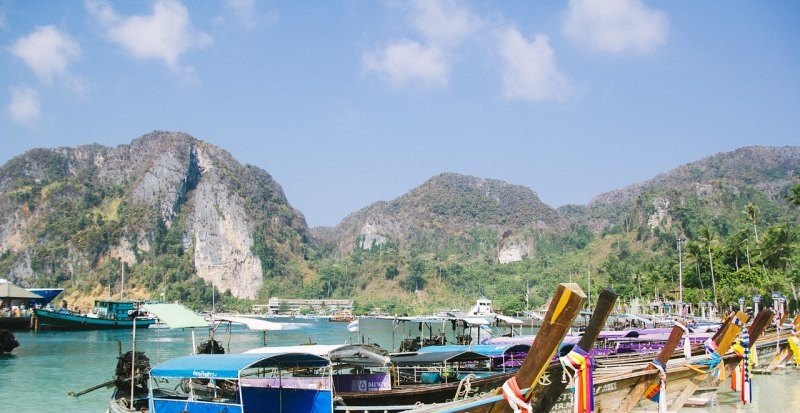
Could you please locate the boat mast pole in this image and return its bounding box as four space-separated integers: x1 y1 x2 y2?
130 317 137 410
120 261 124 300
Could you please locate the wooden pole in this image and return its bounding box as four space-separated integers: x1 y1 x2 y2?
412 283 586 413
526 288 618 413
617 324 688 411
487 283 588 413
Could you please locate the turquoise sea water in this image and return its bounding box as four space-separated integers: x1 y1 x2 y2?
2 319 799 412
0 318 364 413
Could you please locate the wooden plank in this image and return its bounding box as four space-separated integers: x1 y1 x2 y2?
748 309 774 344
524 288 618 413
715 312 748 353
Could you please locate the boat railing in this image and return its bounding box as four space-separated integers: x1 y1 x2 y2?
394 364 496 385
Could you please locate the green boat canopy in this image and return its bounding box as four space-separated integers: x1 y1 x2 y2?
142 303 208 329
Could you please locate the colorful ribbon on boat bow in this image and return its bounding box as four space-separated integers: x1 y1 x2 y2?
789 326 800 366
560 344 594 413
644 358 667 413
501 376 532 413
690 339 723 379
675 321 692 359
733 325 752 404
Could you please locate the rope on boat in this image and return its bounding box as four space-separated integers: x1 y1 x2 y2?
644 358 667 413
559 344 594 413
454 374 476 400
501 376 532 413
674 321 692 359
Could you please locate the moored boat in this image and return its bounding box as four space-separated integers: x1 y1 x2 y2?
34 299 156 330
147 351 335 413
400 283 594 413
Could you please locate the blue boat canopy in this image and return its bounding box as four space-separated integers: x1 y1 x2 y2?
391 350 489 366
417 344 530 358
151 352 330 379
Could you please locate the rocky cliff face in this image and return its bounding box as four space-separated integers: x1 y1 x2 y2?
0 131 309 299
317 173 563 262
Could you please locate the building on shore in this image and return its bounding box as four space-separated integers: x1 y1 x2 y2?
251 298 353 315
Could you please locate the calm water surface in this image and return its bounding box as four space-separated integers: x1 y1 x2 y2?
0 318 366 412
2 319 799 412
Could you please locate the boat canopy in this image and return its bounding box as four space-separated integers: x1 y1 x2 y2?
151 352 330 380
617 313 656 327
142 303 208 329
391 350 489 366
416 344 530 358
495 314 524 325
245 344 391 367
0 279 42 300
213 314 286 331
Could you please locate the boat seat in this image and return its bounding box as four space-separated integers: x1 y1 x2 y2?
420 372 441 384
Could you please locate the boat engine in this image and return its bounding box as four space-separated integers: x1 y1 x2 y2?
115 351 150 390
0 330 19 353
196 338 225 354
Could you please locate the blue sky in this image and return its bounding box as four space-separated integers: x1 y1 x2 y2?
1 1 799 227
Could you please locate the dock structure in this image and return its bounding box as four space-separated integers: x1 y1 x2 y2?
252 297 353 315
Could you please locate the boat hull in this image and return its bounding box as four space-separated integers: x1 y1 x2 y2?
33 309 155 330
336 371 514 411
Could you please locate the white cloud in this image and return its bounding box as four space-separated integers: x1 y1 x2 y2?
409 0 481 47
563 0 668 54
85 0 212 74
497 27 572 102
225 0 257 30
7 86 41 124
364 0 481 89
9 26 81 83
363 40 448 89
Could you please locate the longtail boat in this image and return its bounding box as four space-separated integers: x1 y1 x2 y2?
404 287 621 413
651 311 749 411
390 283 589 413
683 308 774 407
607 324 687 412
753 313 800 373
527 289 619 413
543 311 749 413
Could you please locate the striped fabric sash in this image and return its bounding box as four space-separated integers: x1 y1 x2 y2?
560 345 594 413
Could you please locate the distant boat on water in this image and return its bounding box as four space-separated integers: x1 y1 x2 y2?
33 300 156 330
26 287 64 307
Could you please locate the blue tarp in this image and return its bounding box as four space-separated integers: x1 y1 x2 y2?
150 353 330 379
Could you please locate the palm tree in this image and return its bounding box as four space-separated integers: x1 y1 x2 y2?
787 183 800 207
744 203 760 244
727 228 750 271
698 224 718 305
686 240 706 295
760 223 798 271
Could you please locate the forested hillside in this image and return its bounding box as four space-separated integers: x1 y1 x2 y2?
1 134 798 315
